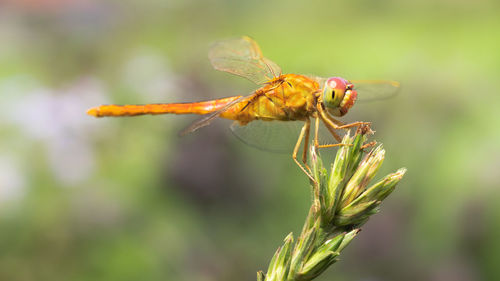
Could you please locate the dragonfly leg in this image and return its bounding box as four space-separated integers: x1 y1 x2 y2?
293 120 315 183
317 106 343 142
318 108 370 131
317 103 372 141
337 121 372 130
301 118 312 171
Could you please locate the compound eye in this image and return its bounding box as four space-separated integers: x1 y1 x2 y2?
328 79 338 89
323 77 349 109
327 77 348 90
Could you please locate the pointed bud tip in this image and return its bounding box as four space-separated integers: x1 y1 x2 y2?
395 168 407 178
372 147 385 162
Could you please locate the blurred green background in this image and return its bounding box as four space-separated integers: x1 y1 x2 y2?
1 0 499 280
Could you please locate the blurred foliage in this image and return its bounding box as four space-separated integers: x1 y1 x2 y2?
0 0 499 280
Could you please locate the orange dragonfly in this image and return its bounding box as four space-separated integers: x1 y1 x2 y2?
87 36 399 181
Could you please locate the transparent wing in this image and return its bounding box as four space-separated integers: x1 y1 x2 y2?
230 121 301 152
209 36 282 85
230 120 343 153
351 80 400 102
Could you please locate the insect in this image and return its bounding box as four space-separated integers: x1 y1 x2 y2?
87 36 399 182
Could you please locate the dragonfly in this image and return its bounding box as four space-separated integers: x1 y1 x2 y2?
87 36 399 182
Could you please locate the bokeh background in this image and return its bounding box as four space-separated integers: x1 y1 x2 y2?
1 0 499 280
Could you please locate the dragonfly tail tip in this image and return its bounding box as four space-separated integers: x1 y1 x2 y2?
87 107 100 117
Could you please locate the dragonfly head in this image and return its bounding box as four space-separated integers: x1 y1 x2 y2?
322 77 357 116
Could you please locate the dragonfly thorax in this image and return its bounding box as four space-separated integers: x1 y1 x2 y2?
322 77 357 117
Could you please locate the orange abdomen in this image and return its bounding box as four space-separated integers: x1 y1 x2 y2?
87 96 242 118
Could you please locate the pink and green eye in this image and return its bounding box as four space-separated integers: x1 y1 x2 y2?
323 77 348 108
322 77 357 116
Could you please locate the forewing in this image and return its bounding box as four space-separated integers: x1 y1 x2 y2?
209 36 282 84
351 80 400 102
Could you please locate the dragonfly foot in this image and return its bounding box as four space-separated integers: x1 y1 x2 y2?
338 121 371 130
357 123 374 135
361 141 377 150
